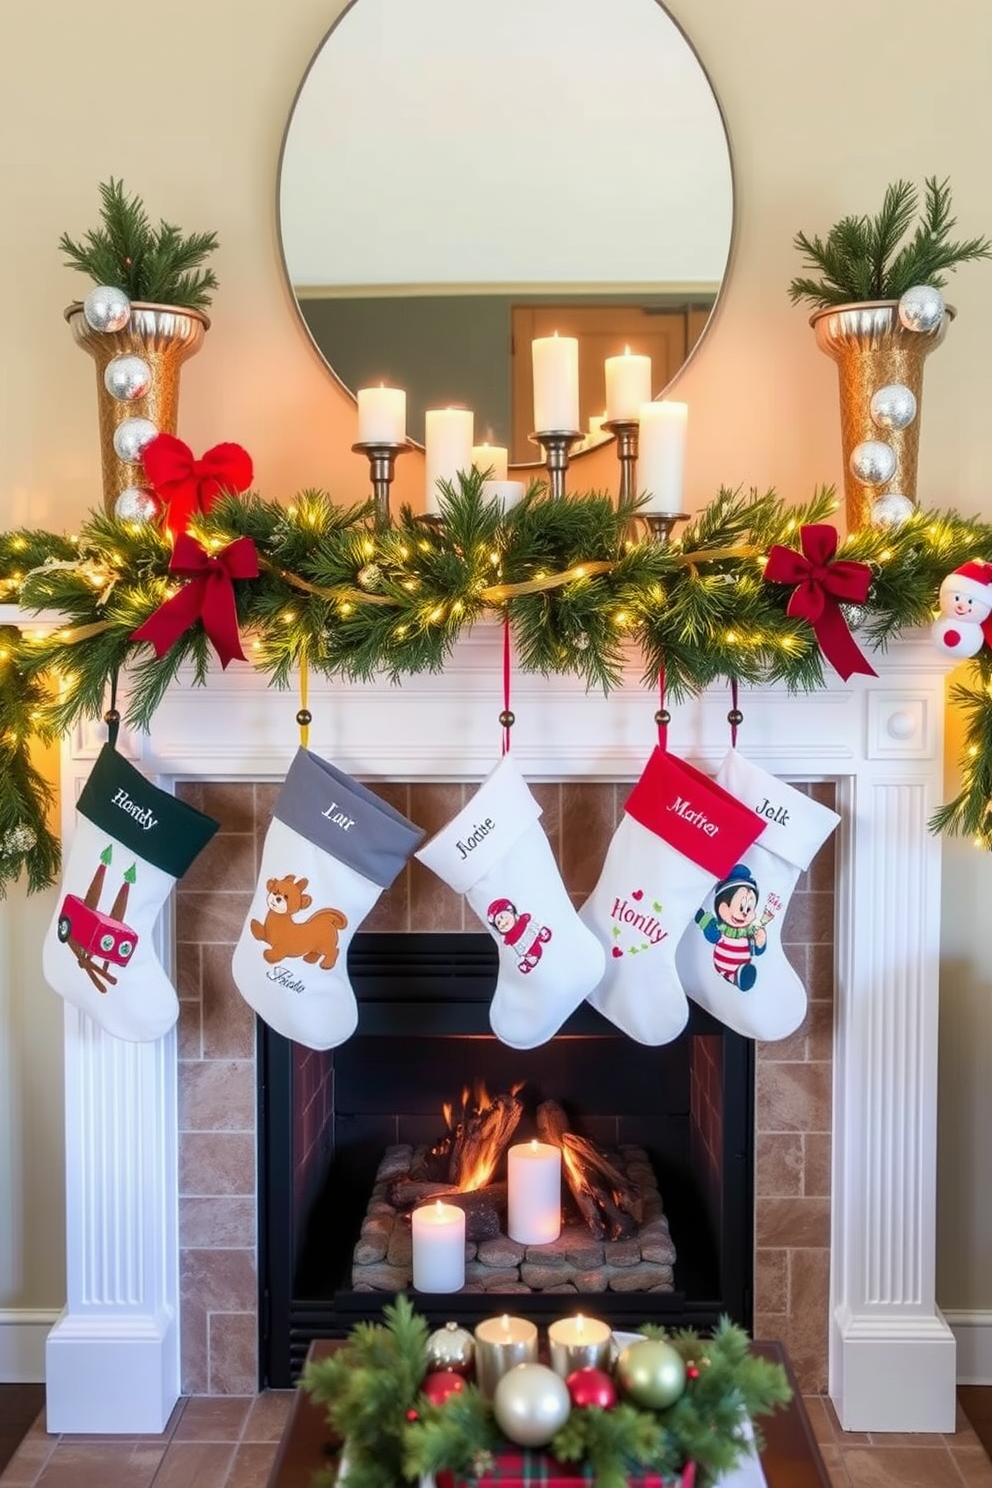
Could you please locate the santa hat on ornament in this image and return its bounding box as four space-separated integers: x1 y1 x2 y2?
943 559 992 602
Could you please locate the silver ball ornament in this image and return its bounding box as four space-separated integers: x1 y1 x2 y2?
104 355 152 402
615 1339 687 1410
113 417 159 463
849 439 897 486
492 1364 571 1447
114 486 164 525
870 383 917 432
869 492 916 530
1 824 37 857
426 1322 475 1377
898 284 945 334
82 285 131 334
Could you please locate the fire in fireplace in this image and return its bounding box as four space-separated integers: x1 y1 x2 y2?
258 932 754 1386
353 1083 677 1295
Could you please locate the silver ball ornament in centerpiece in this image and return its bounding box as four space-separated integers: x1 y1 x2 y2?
849 439 897 486
898 284 945 334
357 562 382 593
1 824 37 857
82 285 131 334
104 354 152 402
869 492 916 530
113 417 159 463
492 1363 571 1447
870 383 917 432
425 1321 474 1377
114 486 164 525
615 1338 687 1410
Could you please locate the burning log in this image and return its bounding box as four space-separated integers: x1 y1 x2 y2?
446 1087 524 1190
389 1181 506 1242
536 1099 644 1241
409 1084 524 1191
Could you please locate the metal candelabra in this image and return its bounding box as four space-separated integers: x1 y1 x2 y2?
352 440 412 524
530 429 584 500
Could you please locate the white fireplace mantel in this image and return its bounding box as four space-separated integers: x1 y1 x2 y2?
11 615 954 1433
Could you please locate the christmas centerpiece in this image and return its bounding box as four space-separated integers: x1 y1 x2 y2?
789 176 992 529
60 179 220 519
301 1296 791 1488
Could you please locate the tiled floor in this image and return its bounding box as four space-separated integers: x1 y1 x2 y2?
2 1391 991 1488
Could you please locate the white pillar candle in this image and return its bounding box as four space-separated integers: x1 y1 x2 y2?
411 1200 466 1293
424 408 474 514
507 1139 561 1245
472 443 509 481
605 348 652 422
357 385 406 444
547 1314 613 1377
638 401 688 514
532 334 579 433
482 479 526 510
473 1314 539 1398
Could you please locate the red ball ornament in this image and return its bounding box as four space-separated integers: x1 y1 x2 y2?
406 1409 420 1421
421 1370 467 1407
566 1367 618 1411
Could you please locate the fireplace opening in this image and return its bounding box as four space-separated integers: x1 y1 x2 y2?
258 933 755 1386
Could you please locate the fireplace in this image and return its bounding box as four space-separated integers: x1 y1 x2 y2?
257 933 755 1385
38 624 958 1435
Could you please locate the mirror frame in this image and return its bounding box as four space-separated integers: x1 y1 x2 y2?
275 0 737 467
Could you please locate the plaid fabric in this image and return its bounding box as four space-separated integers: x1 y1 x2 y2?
436 1451 695 1488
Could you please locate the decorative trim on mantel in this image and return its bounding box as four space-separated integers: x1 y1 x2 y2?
16 616 956 1432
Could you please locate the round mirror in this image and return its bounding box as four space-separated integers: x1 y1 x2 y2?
278 0 734 466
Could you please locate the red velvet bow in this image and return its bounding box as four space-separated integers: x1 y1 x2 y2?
130 533 259 669
142 433 253 538
763 523 877 680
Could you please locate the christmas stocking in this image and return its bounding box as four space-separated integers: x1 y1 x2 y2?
232 748 423 1050
42 743 220 1042
581 748 764 1045
415 755 606 1048
675 750 840 1040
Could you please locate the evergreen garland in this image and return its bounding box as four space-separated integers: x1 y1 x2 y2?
788 176 992 309
59 178 220 310
1 476 990 896
301 1298 791 1488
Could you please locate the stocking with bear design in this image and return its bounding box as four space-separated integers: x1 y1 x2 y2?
232 748 423 1049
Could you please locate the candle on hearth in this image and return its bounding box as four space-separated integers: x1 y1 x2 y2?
473 1313 539 1398
638 401 688 515
482 479 526 511
424 408 474 515
532 334 579 433
547 1314 613 1377
411 1200 466 1293
472 443 509 481
507 1138 561 1245
357 384 406 444
605 348 652 422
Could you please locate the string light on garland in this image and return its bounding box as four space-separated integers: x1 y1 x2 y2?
4 478 992 896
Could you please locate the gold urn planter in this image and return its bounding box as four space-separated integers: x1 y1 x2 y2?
66 301 210 517
810 299 953 531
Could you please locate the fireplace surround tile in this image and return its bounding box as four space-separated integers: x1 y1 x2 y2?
175 776 836 1396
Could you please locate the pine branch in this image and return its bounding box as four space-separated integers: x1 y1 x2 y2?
789 176 992 309
59 178 220 309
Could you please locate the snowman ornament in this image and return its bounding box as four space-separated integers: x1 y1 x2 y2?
932 560 992 658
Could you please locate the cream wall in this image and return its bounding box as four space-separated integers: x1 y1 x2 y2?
1 0 991 1375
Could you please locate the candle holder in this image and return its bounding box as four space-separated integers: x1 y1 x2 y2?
529 429 584 500
352 439 413 525
602 418 639 504
641 510 690 545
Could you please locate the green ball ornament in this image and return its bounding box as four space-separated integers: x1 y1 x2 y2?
493 1363 571 1447
615 1339 687 1410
